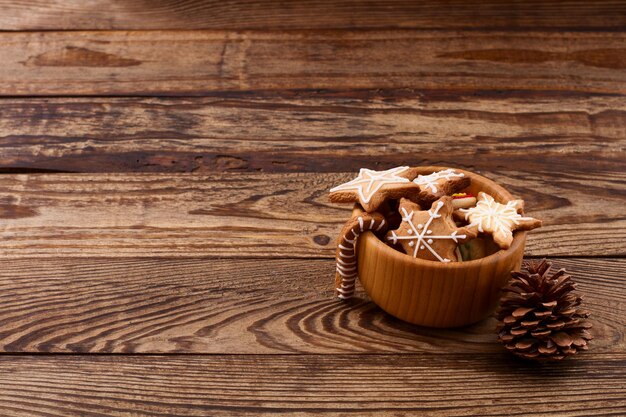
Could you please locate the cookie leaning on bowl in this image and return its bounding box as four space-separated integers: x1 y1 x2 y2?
334 212 388 299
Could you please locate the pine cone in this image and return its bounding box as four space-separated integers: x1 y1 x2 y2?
496 259 592 361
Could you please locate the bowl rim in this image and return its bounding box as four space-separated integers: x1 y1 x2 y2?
354 165 527 269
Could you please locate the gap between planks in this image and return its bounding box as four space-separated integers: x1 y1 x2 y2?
2 0 626 31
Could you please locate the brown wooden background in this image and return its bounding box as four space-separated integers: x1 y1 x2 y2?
0 1 625 415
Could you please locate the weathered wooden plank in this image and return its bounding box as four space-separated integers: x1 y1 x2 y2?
1 1 625 31
0 172 623 258
1 30 626 95
0 93 624 174
1 353 624 416
0 257 621 354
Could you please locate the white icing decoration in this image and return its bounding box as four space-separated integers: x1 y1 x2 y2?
413 169 464 194
330 166 411 203
376 219 386 231
336 264 356 273
358 216 364 232
459 193 536 237
387 201 466 263
336 267 357 278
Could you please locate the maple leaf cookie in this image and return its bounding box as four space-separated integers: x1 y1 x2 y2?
386 197 476 262
335 212 388 300
329 166 420 213
413 168 471 205
457 192 542 249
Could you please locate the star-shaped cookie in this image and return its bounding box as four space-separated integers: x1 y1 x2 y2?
413 168 471 205
386 197 476 262
457 192 542 249
329 166 420 212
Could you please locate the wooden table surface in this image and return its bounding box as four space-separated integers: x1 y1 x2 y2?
0 1 625 415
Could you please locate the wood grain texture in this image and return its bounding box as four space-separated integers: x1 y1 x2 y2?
1 4 624 412
1 0 625 31
0 257 621 354
2 30 626 95
0 92 624 174
0 172 623 258
1 354 625 416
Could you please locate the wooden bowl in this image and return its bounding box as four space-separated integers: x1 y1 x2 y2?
354 166 526 328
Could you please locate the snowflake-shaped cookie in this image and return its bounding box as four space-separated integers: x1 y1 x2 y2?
386 197 475 262
330 166 420 212
458 192 542 249
413 168 470 205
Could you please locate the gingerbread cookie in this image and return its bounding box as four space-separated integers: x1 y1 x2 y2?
329 166 420 213
413 168 471 205
386 197 475 262
457 192 542 249
335 212 388 300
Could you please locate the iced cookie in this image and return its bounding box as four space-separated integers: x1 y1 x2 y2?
335 212 388 300
386 197 476 262
413 168 471 205
457 192 542 249
330 166 420 213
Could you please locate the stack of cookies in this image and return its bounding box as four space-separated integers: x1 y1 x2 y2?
329 166 542 300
